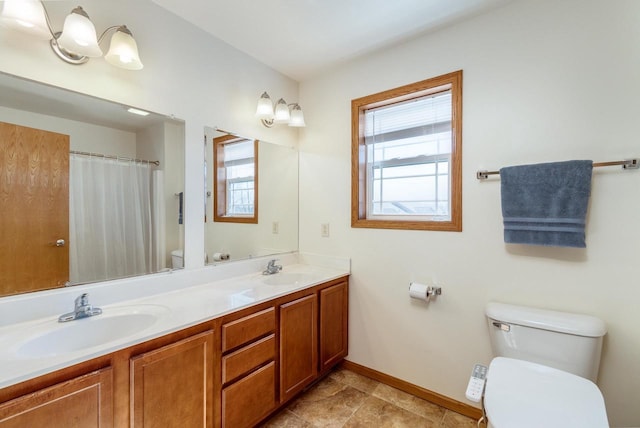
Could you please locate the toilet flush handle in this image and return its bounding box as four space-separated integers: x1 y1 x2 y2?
492 321 511 332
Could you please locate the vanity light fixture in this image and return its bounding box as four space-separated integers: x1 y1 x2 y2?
255 92 306 128
0 0 143 70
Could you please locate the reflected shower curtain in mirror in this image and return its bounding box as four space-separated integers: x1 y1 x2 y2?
69 155 153 284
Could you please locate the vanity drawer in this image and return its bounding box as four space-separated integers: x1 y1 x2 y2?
222 334 275 384
221 362 276 428
222 307 276 352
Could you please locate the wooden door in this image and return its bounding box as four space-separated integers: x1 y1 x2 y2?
130 331 214 428
0 122 69 295
279 294 317 403
0 367 113 428
319 281 349 372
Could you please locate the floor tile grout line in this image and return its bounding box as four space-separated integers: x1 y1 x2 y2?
286 378 370 428
334 377 373 428
369 382 446 424
332 372 437 427
269 369 478 428
438 409 449 427
340 388 374 428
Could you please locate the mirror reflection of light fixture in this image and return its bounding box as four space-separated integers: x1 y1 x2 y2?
127 107 150 116
0 0 143 70
255 92 306 128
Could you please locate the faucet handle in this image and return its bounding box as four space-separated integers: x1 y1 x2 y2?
75 293 89 307
59 293 101 322
263 259 282 275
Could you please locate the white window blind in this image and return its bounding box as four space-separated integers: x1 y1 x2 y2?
364 90 452 220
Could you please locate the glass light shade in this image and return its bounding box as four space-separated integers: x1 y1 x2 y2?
0 0 50 40
105 27 143 70
256 92 274 119
273 98 290 123
56 7 102 57
288 105 306 127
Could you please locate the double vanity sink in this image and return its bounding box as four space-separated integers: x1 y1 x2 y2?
0 255 348 389
9 271 317 360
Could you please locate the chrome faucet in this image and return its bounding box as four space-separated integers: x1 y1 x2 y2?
263 259 282 275
58 293 103 322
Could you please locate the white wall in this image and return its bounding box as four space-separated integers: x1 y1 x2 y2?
298 0 640 426
162 121 186 264
0 106 137 155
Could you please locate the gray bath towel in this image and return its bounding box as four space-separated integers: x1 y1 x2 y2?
500 160 593 248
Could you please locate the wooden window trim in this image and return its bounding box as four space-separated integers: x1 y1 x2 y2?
213 135 258 224
351 70 462 232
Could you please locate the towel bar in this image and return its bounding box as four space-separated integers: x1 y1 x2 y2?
476 158 639 180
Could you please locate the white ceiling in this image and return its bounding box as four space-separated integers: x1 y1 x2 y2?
151 0 513 82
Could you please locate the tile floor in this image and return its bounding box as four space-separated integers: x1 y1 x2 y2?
261 367 484 428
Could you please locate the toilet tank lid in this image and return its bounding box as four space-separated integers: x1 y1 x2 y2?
486 302 606 337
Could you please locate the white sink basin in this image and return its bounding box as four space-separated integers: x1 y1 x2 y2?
16 305 168 358
261 272 316 286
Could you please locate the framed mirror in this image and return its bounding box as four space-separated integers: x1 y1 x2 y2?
0 72 185 297
204 127 298 263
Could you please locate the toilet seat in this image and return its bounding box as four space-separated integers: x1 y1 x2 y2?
484 357 609 428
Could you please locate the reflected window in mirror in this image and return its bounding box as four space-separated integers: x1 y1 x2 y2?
214 135 258 223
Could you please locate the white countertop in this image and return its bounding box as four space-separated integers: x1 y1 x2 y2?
0 253 350 389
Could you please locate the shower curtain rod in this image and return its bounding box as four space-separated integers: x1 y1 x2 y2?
70 150 160 166
476 158 638 180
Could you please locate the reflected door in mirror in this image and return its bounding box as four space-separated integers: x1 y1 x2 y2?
0 122 69 295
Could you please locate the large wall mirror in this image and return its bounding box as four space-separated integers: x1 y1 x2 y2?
0 73 185 297
204 127 298 263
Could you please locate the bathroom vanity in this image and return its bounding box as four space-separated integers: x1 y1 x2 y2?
0 256 349 428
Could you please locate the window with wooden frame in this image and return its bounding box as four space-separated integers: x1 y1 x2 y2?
351 70 462 231
214 135 258 223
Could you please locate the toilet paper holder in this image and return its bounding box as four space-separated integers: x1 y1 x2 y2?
425 286 442 299
408 282 442 302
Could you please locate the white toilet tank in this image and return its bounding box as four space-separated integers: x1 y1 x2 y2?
485 302 606 382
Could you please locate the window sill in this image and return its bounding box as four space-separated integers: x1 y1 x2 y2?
351 217 461 232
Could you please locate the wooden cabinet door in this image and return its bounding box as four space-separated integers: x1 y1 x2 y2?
0 367 112 428
279 294 317 403
319 281 349 372
131 331 214 428
0 122 70 295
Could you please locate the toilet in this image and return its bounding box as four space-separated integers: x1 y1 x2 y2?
483 302 609 428
171 249 184 269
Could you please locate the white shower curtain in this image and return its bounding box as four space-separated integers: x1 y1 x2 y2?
69 155 153 284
